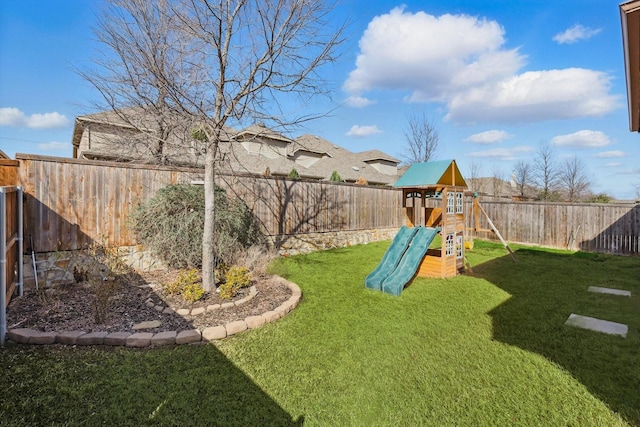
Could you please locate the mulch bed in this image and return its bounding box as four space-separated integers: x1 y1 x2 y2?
6 270 292 334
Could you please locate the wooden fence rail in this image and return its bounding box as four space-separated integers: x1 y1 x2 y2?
7 154 640 256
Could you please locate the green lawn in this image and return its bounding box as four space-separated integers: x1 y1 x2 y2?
1 240 638 426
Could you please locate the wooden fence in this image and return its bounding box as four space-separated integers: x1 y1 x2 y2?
6 154 640 256
16 154 404 252
470 199 639 255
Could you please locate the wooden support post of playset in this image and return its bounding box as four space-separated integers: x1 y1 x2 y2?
474 197 518 264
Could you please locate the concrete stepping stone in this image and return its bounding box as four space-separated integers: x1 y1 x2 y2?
588 286 631 297
132 320 161 330
565 314 628 338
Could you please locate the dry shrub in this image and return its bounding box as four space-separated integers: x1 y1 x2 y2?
229 245 278 280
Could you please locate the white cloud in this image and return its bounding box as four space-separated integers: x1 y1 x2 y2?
346 125 382 137
37 141 69 152
446 69 620 123
551 130 611 148
468 145 533 161
344 7 524 101
464 130 512 144
345 95 376 108
595 150 626 158
553 24 601 44
0 107 68 128
344 9 619 124
605 162 622 167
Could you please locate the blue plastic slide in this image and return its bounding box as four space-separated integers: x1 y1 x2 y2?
381 227 439 296
364 226 418 291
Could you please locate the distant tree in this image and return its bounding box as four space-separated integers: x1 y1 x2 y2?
82 0 346 292
513 160 533 198
559 156 591 202
329 171 342 182
467 161 484 194
587 193 613 203
533 144 560 201
402 112 439 164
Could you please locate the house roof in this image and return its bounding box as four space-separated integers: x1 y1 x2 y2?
393 159 467 188
235 124 294 144
356 149 400 163
71 110 402 185
620 0 640 132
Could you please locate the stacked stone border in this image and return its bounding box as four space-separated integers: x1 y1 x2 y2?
150 285 259 316
5 277 301 348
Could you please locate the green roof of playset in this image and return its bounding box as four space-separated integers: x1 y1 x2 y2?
393 159 467 189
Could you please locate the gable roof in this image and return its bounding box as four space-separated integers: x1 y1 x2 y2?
393 159 467 188
356 149 400 163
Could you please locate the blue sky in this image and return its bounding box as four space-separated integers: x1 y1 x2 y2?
1 0 638 198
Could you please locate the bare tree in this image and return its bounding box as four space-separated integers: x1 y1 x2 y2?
84 0 345 291
513 160 533 198
402 112 439 164
79 0 192 164
467 161 484 193
559 156 591 202
533 144 560 201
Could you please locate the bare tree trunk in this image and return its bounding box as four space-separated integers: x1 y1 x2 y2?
202 142 218 292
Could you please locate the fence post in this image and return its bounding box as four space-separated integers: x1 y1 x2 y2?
0 188 6 345
17 187 23 297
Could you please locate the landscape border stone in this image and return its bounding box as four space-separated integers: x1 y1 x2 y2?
5 276 301 348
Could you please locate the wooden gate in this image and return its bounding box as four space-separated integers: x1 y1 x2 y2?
1 186 23 345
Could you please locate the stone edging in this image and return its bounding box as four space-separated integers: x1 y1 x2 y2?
148 285 259 316
5 277 301 348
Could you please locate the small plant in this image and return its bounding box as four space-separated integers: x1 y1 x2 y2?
329 171 342 182
163 268 205 303
288 168 300 179
229 245 277 280
215 261 230 284
73 266 88 283
219 266 251 299
355 176 368 185
91 276 120 324
182 282 205 303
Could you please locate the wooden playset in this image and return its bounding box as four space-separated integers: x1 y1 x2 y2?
392 159 468 278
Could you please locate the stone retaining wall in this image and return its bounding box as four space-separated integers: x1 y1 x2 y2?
23 228 398 289
269 227 399 256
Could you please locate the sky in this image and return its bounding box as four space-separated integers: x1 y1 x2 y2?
1 0 639 199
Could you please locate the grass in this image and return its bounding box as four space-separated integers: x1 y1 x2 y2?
0 240 638 426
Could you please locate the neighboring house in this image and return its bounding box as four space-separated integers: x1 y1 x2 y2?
621 0 640 132
71 111 401 185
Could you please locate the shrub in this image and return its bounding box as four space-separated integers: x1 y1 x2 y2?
162 268 206 303
182 282 205 303
128 184 264 269
329 171 342 182
219 266 251 299
355 176 368 185
288 168 300 179
164 269 199 296
229 245 278 280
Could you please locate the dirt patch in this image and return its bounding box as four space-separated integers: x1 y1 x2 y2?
6 270 292 334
